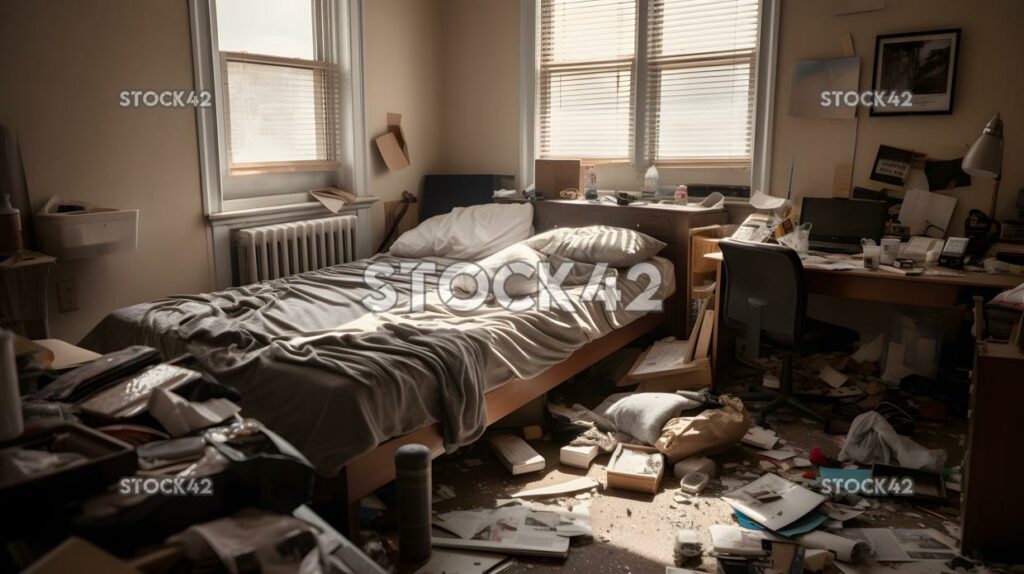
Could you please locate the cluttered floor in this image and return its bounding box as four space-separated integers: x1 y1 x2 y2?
359 345 1010 574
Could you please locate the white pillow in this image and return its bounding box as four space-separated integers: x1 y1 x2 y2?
390 203 534 260
597 392 702 446
523 225 666 267
451 243 544 298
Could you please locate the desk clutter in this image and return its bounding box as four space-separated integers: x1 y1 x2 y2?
0 333 381 573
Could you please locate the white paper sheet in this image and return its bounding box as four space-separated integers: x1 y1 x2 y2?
898 189 956 236
750 190 791 212
432 506 574 558
722 473 828 531
630 338 688 377
819 365 849 389
709 525 778 556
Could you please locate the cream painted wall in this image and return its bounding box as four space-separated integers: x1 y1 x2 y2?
438 0 521 176
363 0 446 249
0 0 213 343
773 0 1024 233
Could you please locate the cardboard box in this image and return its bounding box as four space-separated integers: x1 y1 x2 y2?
606 444 664 494
635 359 712 393
535 159 582 196
622 343 713 393
375 112 409 171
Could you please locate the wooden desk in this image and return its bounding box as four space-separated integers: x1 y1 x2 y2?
704 251 1020 307
705 250 1022 371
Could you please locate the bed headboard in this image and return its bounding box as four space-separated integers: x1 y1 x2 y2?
420 174 515 221
531 199 728 337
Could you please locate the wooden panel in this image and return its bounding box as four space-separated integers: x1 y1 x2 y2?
961 340 1024 561
535 159 582 195
804 273 961 307
343 312 664 503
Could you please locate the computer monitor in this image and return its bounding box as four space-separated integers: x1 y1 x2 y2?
800 197 888 246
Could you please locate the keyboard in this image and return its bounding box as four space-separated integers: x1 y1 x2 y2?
808 241 860 255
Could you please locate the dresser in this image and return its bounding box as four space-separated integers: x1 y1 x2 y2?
532 199 728 338
960 337 1024 561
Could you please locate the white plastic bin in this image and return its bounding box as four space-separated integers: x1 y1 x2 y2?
34 196 139 260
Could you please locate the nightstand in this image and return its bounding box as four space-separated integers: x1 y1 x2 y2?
0 250 57 338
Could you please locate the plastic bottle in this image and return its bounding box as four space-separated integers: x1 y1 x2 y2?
643 165 660 194
0 194 22 254
583 165 598 199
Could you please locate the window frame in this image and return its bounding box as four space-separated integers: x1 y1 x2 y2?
522 0 779 195
190 0 369 215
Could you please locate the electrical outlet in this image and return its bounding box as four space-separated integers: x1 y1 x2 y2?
57 279 79 312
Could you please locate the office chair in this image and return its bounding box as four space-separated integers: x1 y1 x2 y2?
718 239 859 429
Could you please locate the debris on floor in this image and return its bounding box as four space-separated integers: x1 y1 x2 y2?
490 434 545 475
671 529 701 567
559 444 599 469
607 444 665 494
432 500 592 559
355 337 1002 574
512 477 599 499
741 425 780 449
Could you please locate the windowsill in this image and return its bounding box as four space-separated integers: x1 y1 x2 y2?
208 196 377 225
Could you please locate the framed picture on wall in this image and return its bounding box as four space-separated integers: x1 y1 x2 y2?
870 29 961 116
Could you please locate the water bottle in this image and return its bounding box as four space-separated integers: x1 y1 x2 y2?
584 166 598 199
642 165 660 197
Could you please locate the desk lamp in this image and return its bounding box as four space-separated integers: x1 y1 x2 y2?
962 113 1004 239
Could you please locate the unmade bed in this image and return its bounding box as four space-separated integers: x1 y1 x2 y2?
82 252 676 477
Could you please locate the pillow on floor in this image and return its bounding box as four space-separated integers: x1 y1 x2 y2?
596 392 702 446
523 225 666 268
390 203 534 260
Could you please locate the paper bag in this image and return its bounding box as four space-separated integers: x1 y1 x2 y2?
655 395 752 463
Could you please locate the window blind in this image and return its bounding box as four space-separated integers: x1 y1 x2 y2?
537 0 761 165
646 0 760 164
223 55 337 170
539 0 637 160
216 0 338 174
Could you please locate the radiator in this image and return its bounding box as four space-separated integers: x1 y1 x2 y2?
236 215 358 284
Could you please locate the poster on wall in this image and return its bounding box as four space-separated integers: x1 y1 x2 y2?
870 29 960 116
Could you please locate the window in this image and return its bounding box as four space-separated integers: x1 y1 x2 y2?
538 0 762 167
191 0 368 214
216 0 338 175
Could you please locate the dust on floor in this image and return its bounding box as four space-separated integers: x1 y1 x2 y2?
426 416 966 573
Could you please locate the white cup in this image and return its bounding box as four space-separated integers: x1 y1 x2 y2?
881 239 900 266
863 245 882 270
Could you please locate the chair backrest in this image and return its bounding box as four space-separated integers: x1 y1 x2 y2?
719 239 807 352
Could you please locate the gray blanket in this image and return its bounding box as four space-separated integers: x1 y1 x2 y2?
82 254 675 475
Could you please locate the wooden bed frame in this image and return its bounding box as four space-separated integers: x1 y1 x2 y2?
330 200 725 533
